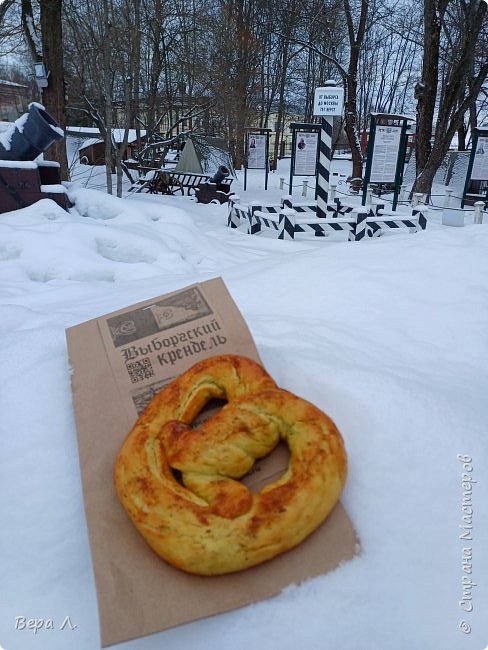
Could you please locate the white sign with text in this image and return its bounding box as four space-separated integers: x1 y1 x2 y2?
247 134 267 169
471 136 488 181
370 125 402 183
294 132 319 176
313 87 344 117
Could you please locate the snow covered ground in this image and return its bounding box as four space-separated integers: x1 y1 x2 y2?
0 150 487 650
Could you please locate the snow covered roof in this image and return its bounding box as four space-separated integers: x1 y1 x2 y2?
78 137 103 149
0 79 29 89
67 126 146 143
369 112 415 121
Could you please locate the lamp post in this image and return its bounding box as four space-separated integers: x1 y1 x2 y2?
33 62 49 101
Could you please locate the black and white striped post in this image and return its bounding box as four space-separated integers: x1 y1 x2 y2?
317 117 333 218
313 80 344 219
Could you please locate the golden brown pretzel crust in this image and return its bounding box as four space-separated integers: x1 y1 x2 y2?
114 355 347 575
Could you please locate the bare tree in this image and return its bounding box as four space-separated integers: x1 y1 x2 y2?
273 0 368 186
0 0 16 32
342 0 368 186
64 0 146 195
19 0 69 178
414 0 488 195
358 11 421 131
39 0 69 179
208 0 265 168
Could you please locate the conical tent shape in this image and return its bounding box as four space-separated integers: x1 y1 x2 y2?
174 135 235 177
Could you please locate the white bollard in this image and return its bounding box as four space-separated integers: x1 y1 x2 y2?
412 192 425 208
329 183 337 205
399 184 407 203
474 201 485 224
280 177 285 190
443 188 453 208
365 185 373 206
302 180 308 197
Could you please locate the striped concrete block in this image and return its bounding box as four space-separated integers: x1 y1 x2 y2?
282 201 317 214
366 206 428 237
251 209 282 236
295 218 354 238
367 219 418 237
412 206 428 230
249 202 281 215
249 203 282 235
278 210 296 239
351 208 368 241
227 198 240 228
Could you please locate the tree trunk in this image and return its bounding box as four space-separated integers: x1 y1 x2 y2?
21 0 69 179
101 0 113 194
39 0 69 180
272 44 288 166
413 0 487 196
457 117 467 151
343 0 368 189
415 0 443 179
412 147 445 196
344 68 363 187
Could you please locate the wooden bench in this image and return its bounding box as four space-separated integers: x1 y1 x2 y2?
127 168 161 193
171 172 211 195
129 170 209 195
148 171 184 195
128 170 234 198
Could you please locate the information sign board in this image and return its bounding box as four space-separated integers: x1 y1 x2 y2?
369 125 402 183
294 131 319 176
471 137 488 181
313 87 344 117
247 134 267 169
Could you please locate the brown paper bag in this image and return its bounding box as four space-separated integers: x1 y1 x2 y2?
66 277 358 647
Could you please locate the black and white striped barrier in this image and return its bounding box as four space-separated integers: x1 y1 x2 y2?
249 202 282 235
227 197 249 230
250 209 283 237
366 206 428 237
283 196 353 219
228 197 428 240
282 197 316 212
250 206 368 241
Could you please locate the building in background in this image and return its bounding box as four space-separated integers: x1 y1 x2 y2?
0 79 30 121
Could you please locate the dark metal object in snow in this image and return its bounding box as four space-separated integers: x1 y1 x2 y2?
0 104 70 214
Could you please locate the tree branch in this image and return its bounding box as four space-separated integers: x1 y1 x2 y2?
272 31 347 80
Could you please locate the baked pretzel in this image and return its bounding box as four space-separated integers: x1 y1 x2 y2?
114 355 347 575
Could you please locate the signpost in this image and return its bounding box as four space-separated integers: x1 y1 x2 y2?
313 81 344 218
288 122 321 196
369 125 403 184
361 113 413 211
244 128 271 191
461 126 488 207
